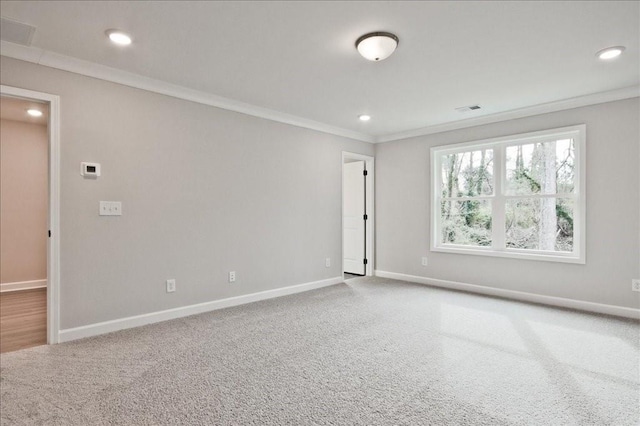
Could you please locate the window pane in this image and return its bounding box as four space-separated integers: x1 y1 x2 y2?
441 200 492 246
505 139 575 195
441 149 494 198
505 198 574 252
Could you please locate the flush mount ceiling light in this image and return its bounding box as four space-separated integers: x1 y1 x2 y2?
596 46 625 60
106 29 132 46
356 32 399 61
358 114 371 121
27 108 43 117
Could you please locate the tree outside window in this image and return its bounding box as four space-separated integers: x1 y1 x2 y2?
432 125 585 263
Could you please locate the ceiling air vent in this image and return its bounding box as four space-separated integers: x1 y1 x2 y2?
455 105 481 113
0 17 36 46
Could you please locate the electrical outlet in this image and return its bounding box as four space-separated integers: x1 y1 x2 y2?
166 279 176 293
229 271 236 283
632 279 640 292
421 257 428 267
325 258 331 268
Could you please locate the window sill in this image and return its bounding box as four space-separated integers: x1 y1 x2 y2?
431 245 585 264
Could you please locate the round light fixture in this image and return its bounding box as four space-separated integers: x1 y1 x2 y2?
596 46 625 60
106 29 132 46
356 32 398 61
358 114 371 122
27 109 43 117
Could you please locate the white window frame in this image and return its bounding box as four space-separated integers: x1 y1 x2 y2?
431 125 586 264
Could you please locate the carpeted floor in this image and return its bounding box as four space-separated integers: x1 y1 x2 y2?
1 276 638 425
343 272 363 280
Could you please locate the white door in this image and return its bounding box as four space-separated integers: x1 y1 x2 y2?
343 161 366 275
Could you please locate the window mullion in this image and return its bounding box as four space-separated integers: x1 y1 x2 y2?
431 124 584 264
492 145 506 250
432 152 442 249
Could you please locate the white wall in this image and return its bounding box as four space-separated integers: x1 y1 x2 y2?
0 56 374 329
375 98 640 309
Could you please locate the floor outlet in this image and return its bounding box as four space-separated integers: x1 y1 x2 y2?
421 257 428 267
229 271 236 283
166 279 176 293
632 279 640 292
325 258 331 268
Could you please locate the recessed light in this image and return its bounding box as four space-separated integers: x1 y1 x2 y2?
356 32 399 61
596 46 625 60
106 29 132 46
27 109 43 117
358 114 371 122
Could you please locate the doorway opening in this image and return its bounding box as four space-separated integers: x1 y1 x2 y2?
342 152 374 280
0 85 60 350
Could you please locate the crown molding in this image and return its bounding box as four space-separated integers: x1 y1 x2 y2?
375 85 640 143
3 40 637 145
0 41 375 143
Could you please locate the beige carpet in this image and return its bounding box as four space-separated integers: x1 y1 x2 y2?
1 276 638 425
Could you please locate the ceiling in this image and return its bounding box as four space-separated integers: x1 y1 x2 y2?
0 96 48 125
0 1 637 142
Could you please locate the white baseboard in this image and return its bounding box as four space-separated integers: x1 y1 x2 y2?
0 279 47 293
58 276 343 343
375 270 640 320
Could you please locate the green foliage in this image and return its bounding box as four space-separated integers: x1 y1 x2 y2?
441 140 575 252
441 150 494 246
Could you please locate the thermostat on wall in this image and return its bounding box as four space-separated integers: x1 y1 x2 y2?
81 162 101 178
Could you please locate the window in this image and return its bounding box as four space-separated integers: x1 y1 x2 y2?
431 125 585 263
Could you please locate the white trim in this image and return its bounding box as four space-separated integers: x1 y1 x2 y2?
2 41 637 145
0 279 47 293
0 41 373 143
429 246 585 264
375 270 640 320
58 276 343 343
0 39 43 63
342 152 375 277
376 86 639 143
0 84 61 344
430 124 585 264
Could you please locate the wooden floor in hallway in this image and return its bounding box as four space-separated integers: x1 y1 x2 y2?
0 288 46 353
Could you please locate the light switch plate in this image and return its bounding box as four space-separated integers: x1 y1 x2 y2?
100 201 122 216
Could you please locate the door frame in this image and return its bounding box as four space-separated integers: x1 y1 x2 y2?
1 85 61 344
342 152 374 277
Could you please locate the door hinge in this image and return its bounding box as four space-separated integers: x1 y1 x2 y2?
363 258 368 265
48 230 51 238
363 214 368 221
363 170 368 176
